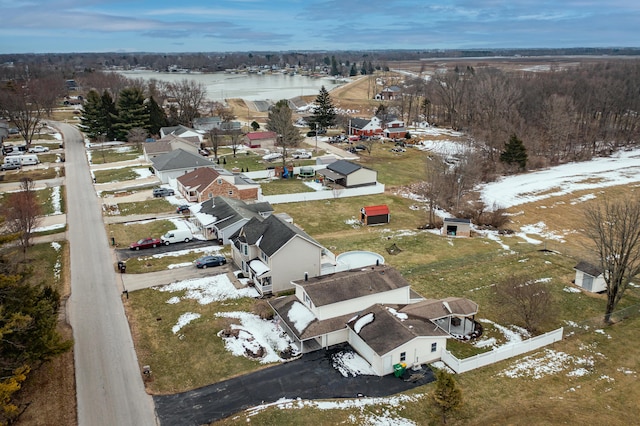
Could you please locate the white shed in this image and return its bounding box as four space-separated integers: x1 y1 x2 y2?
574 261 607 293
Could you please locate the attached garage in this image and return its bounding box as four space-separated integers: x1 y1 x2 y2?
360 205 390 226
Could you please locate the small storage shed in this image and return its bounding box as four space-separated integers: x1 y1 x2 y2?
361 205 390 226
442 218 471 237
574 261 607 293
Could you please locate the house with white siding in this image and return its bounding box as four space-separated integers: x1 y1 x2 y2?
269 265 478 375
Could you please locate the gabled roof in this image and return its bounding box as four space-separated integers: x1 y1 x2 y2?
246 131 277 140
362 205 389 216
348 304 449 356
399 297 478 320
176 167 221 191
326 159 362 176
574 261 604 277
296 265 410 307
144 140 171 155
233 214 321 257
350 118 370 130
199 196 273 231
161 124 200 137
151 149 214 171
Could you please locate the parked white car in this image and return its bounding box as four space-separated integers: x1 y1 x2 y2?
262 152 283 162
29 145 49 153
292 150 312 159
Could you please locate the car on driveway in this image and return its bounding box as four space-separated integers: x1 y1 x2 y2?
153 187 175 197
130 237 161 250
176 205 190 214
195 255 227 268
28 145 49 153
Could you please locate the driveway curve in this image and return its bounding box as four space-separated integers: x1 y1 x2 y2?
154 346 434 425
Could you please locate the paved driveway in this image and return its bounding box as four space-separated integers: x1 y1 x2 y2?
154 345 434 425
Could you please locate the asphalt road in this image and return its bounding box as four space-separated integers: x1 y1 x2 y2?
60 122 157 426
154 345 434 425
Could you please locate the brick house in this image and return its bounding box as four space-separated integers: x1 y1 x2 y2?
383 120 407 139
176 167 260 203
348 117 383 137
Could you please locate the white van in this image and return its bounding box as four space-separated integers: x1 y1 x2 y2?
18 155 39 166
3 156 22 166
161 229 193 245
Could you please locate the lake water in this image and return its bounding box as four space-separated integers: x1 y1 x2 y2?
118 71 344 102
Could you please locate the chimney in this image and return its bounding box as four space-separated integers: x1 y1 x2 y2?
304 272 308 281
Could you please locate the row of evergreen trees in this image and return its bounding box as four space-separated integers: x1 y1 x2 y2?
80 88 168 141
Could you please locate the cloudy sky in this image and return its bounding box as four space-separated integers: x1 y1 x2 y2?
1 0 638 54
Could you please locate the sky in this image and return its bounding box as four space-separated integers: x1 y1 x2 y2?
0 0 639 54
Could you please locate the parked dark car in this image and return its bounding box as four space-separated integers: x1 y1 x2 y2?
153 187 175 197
195 255 227 269
129 237 161 250
176 205 190 214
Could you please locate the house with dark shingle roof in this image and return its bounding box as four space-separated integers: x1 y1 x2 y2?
268 264 478 375
190 196 273 243
176 167 260 203
574 261 607 292
230 214 327 296
348 116 383 137
150 148 215 183
316 159 378 188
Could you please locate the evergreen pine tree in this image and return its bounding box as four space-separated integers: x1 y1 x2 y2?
79 90 104 140
500 134 528 171
310 86 337 132
146 96 167 137
429 369 462 425
113 87 147 141
101 90 118 141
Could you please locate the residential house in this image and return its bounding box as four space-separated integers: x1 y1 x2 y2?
230 214 326 296
243 131 277 148
190 196 273 243
574 261 607 293
176 167 260 203
384 119 407 139
268 265 478 375
442 218 471 237
348 117 383 138
193 117 242 132
151 148 215 184
143 134 201 161
160 125 204 144
316 159 378 188
375 85 402 101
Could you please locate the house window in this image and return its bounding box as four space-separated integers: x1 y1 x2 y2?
431 342 437 352
261 252 268 262
400 352 406 362
243 244 248 256
228 190 233 195
208 192 213 199
217 178 222 185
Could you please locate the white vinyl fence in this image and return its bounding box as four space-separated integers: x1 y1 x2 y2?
440 327 564 374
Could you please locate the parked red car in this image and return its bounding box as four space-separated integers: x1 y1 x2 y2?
129 237 161 250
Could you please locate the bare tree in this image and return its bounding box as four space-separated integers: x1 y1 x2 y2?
584 196 640 324
226 129 243 158
2 178 42 255
127 127 148 152
495 274 554 334
0 82 44 148
164 79 207 127
266 100 303 168
207 128 222 159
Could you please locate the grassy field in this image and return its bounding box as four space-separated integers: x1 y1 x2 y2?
89 146 143 164
259 178 316 195
93 166 144 183
115 198 174 216
108 219 176 247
